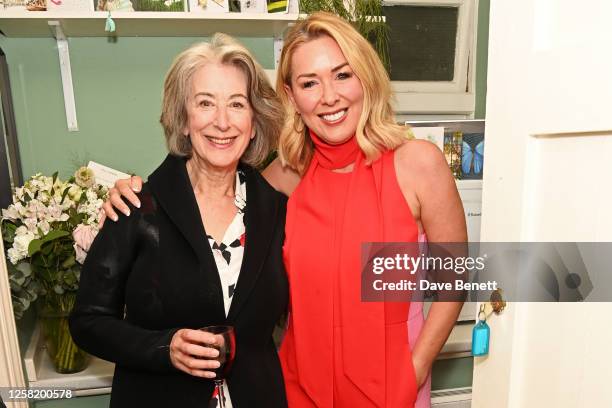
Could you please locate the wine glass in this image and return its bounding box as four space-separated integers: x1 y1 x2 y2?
200 325 236 408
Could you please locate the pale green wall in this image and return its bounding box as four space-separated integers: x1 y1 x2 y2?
0 36 274 180
432 356 474 390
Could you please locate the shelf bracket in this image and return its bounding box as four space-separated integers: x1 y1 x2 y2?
48 20 79 132
273 34 283 70
273 21 297 70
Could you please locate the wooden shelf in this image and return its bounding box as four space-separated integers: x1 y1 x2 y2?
456 179 483 189
0 11 300 37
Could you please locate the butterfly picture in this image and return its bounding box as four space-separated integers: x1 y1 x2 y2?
405 120 486 180
461 133 484 179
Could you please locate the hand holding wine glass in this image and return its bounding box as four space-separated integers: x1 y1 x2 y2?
169 329 223 378
199 326 236 408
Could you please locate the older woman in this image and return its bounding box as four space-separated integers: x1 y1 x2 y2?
105 12 466 408
69 34 288 408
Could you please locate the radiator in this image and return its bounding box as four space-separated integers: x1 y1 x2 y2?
431 387 472 408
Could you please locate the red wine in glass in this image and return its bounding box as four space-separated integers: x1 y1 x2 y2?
200 325 236 408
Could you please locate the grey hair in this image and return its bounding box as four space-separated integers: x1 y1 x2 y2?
160 33 283 167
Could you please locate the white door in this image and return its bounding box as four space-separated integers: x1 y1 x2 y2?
472 0 612 407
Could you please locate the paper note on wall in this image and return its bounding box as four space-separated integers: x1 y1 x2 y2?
87 161 131 188
409 126 445 152
47 0 94 11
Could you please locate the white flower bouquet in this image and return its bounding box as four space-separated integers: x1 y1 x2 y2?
1 167 107 373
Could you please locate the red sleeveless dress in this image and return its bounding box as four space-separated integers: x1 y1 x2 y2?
280 132 419 407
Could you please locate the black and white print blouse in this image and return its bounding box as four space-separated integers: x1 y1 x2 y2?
206 169 246 408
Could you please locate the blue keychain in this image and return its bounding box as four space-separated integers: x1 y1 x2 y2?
105 12 116 33
471 304 490 356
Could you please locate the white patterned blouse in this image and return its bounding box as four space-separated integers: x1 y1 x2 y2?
205 169 246 408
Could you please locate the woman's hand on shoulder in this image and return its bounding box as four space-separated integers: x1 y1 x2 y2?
395 139 467 242
101 176 143 223
261 157 301 197
169 329 222 379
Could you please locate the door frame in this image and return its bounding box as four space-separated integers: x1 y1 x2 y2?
0 237 27 407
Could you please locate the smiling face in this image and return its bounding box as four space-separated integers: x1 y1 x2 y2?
285 35 364 145
183 62 254 171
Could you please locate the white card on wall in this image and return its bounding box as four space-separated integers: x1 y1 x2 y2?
239 0 265 13
287 0 297 13
188 0 229 13
47 0 94 11
409 125 445 152
87 161 131 188
0 0 27 10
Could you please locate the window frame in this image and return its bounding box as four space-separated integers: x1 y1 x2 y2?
383 0 479 115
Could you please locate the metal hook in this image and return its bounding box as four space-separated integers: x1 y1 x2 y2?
478 303 487 322
490 288 506 314
477 288 507 321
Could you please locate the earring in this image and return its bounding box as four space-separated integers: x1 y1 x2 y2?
293 113 304 133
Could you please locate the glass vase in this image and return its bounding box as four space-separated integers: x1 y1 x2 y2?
38 292 90 374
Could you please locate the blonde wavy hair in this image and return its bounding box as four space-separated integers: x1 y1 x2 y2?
161 33 283 167
276 12 409 174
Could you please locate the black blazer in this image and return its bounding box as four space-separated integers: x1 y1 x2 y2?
70 154 289 408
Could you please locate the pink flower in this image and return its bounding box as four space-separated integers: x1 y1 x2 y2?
73 243 88 265
72 224 98 264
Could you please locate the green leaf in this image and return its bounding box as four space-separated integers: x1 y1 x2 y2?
10 280 22 292
2 222 17 243
28 230 70 256
10 270 24 282
52 171 58 184
61 255 76 269
64 273 76 286
16 262 32 278
29 281 41 294
6 262 19 278
60 186 71 205
12 305 24 320
27 238 43 257
41 242 54 255
21 298 31 311
31 256 46 268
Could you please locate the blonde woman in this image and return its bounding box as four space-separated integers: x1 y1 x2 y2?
70 35 288 408
105 12 466 408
